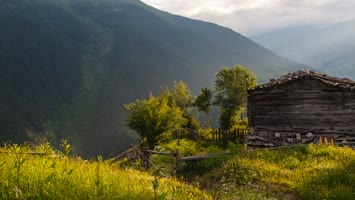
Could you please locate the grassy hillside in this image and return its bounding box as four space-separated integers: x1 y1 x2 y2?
0 142 211 199
145 140 355 200
206 145 355 200
0 0 306 157
0 141 354 199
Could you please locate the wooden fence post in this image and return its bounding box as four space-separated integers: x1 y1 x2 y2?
171 149 180 175
212 130 215 141
142 147 150 169
233 129 237 142
218 128 221 140
223 129 227 145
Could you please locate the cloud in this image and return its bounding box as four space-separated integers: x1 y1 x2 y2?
141 0 355 35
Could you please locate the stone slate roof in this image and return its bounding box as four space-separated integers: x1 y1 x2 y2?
250 70 355 92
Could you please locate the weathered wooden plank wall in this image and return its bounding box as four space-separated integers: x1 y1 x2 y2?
249 78 355 132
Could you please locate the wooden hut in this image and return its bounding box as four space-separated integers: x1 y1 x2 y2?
247 70 355 148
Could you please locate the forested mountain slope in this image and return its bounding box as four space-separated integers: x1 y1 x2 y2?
0 0 305 157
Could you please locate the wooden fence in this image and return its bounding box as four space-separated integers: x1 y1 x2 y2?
172 127 249 145
124 146 180 176
172 127 208 140
120 146 229 175
172 129 198 140
211 128 248 144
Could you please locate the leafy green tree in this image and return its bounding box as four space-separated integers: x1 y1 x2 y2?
125 95 186 149
214 65 257 129
160 81 194 111
194 87 213 128
160 81 199 130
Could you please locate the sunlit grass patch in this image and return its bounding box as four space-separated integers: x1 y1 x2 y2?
0 142 211 199
206 144 355 200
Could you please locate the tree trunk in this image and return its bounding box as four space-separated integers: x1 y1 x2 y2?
205 111 211 129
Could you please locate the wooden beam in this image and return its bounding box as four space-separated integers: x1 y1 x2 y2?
146 150 171 156
0 151 48 155
179 152 229 162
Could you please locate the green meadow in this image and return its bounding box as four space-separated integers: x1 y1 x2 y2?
0 141 211 200
0 140 354 199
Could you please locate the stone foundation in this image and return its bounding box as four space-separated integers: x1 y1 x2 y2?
247 129 355 148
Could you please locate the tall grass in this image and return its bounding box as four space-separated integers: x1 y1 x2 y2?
13 139 347 200
122 139 355 199
208 144 355 200
0 142 211 199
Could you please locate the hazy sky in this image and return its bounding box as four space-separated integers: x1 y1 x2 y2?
140 0 355 36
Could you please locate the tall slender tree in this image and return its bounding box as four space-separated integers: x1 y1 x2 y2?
214 65 257 129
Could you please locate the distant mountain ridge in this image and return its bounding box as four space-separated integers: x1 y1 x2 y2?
251 20 355 79
0 0 305 157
